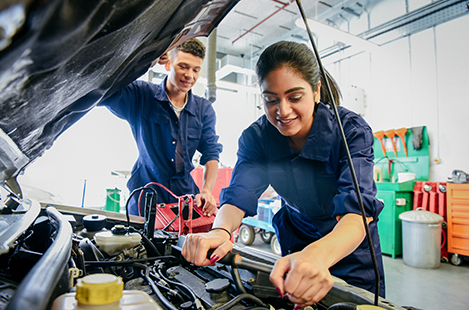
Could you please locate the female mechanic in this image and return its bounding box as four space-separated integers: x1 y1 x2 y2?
181 40 385 308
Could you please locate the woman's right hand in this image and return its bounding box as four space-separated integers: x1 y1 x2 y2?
181 230 233 266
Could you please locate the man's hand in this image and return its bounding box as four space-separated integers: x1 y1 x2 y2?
182 230 233 266
195 192 218 216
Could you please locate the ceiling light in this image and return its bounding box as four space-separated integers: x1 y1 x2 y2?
295 17 379 52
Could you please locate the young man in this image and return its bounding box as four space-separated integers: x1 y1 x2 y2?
100 38 223 216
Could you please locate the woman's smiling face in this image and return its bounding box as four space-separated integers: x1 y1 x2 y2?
261 66 320 149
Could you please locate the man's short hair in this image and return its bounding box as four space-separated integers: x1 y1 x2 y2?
169 38 205 60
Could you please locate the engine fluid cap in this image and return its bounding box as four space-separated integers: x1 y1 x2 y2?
75 274 123 305
111 224 127 235
83 214 107 232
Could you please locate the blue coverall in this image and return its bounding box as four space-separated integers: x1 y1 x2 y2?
101 77 223 215
220 102 385 297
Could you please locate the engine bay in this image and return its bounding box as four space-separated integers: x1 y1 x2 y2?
0 190 406 310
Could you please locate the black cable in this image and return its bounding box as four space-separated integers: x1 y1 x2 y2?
148 272 186 304
213 293 268 310
141 232 162 256
295 0 380 305
127 226 162 256
131 263 179 310
83 255 177 267
229 266 247 294
155 264 206 310
125 186 158 227
82 259 183 306
162 195 190 231
163 213 179 231
156 264 198 303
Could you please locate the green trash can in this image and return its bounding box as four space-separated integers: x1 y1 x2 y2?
105 188 121 212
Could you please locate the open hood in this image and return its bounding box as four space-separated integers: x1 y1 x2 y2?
0 0 239 191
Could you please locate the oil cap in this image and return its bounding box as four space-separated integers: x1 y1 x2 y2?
75 274 123 305
83 214 107 232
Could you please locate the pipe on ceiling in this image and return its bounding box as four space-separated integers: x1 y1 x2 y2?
232 0 295 44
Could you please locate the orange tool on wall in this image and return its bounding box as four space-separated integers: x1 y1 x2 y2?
395 127 408 157
384 129 397 157
373 131 387 157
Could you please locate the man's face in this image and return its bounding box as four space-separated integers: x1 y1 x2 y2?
165 51 203 94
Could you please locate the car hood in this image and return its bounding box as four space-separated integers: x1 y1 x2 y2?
0 0 238 190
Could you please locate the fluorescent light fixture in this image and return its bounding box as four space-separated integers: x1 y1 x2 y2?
295 17 379 52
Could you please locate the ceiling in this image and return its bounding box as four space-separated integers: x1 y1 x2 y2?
184 0 467 84
212 0 379 62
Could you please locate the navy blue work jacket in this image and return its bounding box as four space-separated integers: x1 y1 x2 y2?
220 102 385 296
100 78 222 215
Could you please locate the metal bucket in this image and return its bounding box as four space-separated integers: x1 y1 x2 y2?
399 208 443 268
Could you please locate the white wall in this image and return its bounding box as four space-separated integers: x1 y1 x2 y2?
327 1 469 182
213 83 263 167
19 107 138 208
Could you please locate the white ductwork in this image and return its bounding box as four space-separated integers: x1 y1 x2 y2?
216 54 256 85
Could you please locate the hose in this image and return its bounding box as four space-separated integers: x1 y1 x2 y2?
125 186 158 227
148 272 185 304
213 293 268 310
132 263 178 310
128 226 162 256
84 255 177 267
156 264 200 306
229 266 247 294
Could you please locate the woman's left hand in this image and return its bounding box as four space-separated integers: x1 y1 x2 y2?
269 248 334 308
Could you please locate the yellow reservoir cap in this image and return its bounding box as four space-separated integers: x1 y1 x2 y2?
357 306 387 310
75 274 123 305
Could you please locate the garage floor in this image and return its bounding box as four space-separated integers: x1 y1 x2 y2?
238 235 469 310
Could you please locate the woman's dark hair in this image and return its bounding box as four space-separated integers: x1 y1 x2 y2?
255 40 341 106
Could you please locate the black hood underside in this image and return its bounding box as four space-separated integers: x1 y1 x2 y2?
0 0 238 185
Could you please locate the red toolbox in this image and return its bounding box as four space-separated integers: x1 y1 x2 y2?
413 181 448 261
446 183 469 263
154 196 214 235
191 167 233 205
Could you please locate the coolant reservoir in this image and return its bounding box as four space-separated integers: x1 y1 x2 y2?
94 225 142 255
51 274 163 310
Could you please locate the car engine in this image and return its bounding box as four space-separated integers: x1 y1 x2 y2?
0 1 412 309
0 189 406 310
